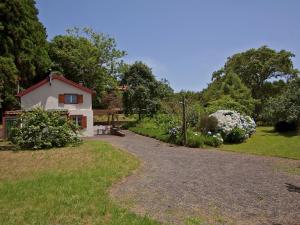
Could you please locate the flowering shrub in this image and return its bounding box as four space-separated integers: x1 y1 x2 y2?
209 110 256 143
10 108 81 149
168 127 181 143
186 131 204 147
225 127 246 143
199 115 218 133
154 114 180 131
206 132 223 147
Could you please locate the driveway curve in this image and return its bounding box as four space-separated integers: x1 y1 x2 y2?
95 131 300 225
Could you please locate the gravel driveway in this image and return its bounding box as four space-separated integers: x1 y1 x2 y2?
95 131 300 225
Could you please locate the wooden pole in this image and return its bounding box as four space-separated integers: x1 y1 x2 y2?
182 95 187 146
112 113 115 127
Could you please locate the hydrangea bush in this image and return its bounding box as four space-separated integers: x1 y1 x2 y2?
209 110 256 143
168 126 181 143
10 108 82 149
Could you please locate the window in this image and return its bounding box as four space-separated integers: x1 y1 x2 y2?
71 115 82 127
64 94 78 104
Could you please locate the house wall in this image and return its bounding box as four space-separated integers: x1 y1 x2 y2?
20 79 94 137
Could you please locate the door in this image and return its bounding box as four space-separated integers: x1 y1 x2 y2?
4 117 17 139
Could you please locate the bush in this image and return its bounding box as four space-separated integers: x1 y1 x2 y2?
168 127 181 144
10 108 81 149
186 103 205 128
209 110 256 143
122 121 138 129
225 127 247 143
203 134 223 147
186 132 204 148
128 116 222 148
199 115 218 133
261 78 300 131
153 114 180 131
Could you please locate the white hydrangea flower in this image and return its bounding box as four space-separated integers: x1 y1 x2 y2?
209 110 256 140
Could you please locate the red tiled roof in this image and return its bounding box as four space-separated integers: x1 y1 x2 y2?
16 74 94 97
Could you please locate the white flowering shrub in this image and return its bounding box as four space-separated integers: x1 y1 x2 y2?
209 110 256 143
11 108 81 149
168 126 181 143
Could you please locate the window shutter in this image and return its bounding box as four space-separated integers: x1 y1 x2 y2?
82 115 87 128
77 94 83 104
58 94 65 104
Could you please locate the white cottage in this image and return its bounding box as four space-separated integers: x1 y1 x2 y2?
16 74 94 137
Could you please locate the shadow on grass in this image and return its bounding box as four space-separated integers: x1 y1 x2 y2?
261 128 299 138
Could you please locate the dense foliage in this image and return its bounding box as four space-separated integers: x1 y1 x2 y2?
122 62 173 119
127 114 222 147
202 72 256 115
0 0 51 110
10 108 81 149
212 46 298 98
0 57 18 109
205 46 299 118
262 78 300 131
49 27 126 108
209 110 256 143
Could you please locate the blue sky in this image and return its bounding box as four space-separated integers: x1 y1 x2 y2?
36 0 300 92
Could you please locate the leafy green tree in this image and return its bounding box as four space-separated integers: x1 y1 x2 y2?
121 61 173 119
212 46 299 116
0 0 51 110
161 91 201 115
202 72 256 115
49 27 126 108
212 46 299 99
262 78 300 130
0 56 18 109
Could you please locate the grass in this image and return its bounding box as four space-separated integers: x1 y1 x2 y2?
130 121 300 160
128 120 221 148
0 141 160 225
129 125 170 143
221 126 300 160
94 114 136 123
128 119 170 142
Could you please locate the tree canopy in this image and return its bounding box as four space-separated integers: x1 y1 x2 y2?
212 46 299 99
0 57 18 109
201 72 256 115
49 27 126 108
121 61 173 119
262 78 300 129
0 0 50 110
206 46 299 118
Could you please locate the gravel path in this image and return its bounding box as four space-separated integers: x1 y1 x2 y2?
95 131 300 225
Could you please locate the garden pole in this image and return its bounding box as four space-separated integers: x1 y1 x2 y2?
182 95 187 146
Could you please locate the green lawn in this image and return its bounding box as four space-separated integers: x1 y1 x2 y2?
0 141 160 225
221 127 300 160
129 126 169 143
94 114 136 123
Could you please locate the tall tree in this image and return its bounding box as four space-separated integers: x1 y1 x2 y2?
211 46 299 116
0 0 50 110
0 57 18 109
202 72 256 115
212 46 299 98
49 27 126 108
121 61 173 119
262 78 300 130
